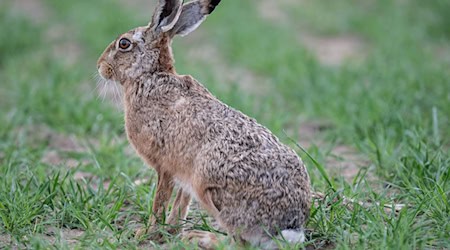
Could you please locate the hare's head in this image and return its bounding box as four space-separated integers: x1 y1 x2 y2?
97 0 221 84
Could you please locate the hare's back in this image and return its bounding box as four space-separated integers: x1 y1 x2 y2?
190 87 311 232
195 99 309 196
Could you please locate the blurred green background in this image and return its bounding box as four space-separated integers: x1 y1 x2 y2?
0 0 449 249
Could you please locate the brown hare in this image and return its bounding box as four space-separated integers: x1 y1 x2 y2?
97 0 311 248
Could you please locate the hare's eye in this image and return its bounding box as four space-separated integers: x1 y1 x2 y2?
118 38 132 51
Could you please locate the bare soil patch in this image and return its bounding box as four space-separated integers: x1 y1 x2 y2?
326 145 371 182
29 125 131 190
0 228 85 248
46 24 83 66
185 41 272 95
26 125 89 168
256 0 368 67
0 234 15 249
300 34 367 66
10 0 49 23
298 120 372 182
433 43 450 65
43 227 85 247
258 1 288 24
258 0 299 23
10 0 84 66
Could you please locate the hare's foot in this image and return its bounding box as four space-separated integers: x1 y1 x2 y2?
134 227 144 239
134 225 161 242
182 230 222 250
134 190 190 242
134 225 152 241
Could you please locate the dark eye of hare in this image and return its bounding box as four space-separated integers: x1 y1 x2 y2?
118 38 132 51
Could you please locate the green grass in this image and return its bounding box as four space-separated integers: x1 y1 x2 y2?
0 0 449 249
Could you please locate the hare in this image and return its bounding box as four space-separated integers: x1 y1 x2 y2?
97 0 311 248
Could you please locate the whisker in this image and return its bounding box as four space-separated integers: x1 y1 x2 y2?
94 76 102 93
97 78 108 103
93 65 123 108
112 81 119 106
102 81 109 103
90 71 99 81
114 88 120 104
114 82 123 108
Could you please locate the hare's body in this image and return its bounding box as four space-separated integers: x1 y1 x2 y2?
97 0 311 247
125 72 310 239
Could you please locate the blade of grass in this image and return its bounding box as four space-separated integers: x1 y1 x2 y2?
285 133 336 191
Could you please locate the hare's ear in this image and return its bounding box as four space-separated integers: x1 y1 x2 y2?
150 0 183 32
169 0 221 37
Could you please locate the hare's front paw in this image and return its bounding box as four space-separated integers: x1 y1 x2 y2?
134 217 163 241
135 226 160 242
134 226 150 241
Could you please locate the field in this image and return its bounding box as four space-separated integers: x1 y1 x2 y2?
0 0 449 249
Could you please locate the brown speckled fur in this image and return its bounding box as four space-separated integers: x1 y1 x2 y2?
97 0 311 247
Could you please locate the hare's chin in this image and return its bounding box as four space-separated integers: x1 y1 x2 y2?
98 74 107 81
98 71 114 82
98 72 106 80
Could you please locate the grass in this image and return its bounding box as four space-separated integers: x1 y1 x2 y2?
0 0 449 249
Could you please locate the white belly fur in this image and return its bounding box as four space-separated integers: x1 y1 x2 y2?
174 178 198 201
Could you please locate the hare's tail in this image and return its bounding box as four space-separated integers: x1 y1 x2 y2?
259 228 306 249
243 228 306 249
280 228 306 243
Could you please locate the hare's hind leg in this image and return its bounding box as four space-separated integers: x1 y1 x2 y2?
195 187 221 218
135 171 174 240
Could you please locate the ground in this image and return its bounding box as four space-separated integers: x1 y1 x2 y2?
0 0 449 249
